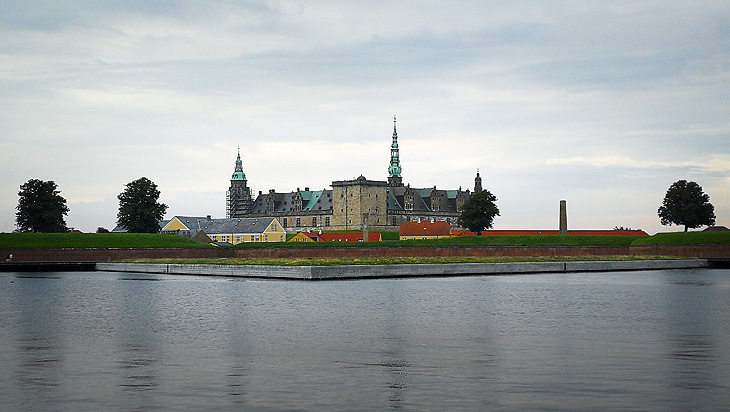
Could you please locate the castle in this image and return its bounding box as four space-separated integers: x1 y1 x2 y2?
226 117 481 232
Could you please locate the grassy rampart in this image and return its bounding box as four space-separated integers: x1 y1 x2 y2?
2 231 728 250
631 231 730 245
0 233 211 249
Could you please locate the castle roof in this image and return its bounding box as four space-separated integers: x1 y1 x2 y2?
250 189 334 213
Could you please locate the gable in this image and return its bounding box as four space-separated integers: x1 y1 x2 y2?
266 219 285 233
162 217 189 231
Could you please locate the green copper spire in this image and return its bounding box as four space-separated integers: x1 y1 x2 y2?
388 115 402 178
231 146 246 181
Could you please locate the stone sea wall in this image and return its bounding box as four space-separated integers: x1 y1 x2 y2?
97 259 711 280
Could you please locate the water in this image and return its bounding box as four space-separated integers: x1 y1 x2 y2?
1 269 729 411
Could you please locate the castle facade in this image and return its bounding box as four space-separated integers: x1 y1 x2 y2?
227 117 480 232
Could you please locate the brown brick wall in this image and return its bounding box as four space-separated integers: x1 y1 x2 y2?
630 245 730 259
2 244 729 263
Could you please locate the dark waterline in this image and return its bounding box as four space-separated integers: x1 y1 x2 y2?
1 269 729 411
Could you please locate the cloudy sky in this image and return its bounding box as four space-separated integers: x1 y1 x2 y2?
2 1 728 234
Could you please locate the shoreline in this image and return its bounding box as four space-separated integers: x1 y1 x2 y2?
96 259 712 280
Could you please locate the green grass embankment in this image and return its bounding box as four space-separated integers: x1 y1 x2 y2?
0 233 211 249
124 255 682 266
631 231 730 246
3 230 728 249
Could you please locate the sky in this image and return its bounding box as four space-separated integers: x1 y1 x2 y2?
1 1 729 235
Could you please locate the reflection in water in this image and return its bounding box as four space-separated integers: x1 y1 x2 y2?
15 337 62 390
117 343 159 391
668 334 718 391
113 278 161 410
665 281 719 392
664 270 724 410
11 278 65 407
1 270 730 411
222 289 251 403
381 282 411 408
382 350 411 407
225 365 248 399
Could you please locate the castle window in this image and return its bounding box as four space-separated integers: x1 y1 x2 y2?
283 218 288 228
325 217 330 226
296 218 301 227
312 217 317 226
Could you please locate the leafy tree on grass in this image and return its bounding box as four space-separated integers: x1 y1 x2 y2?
16 179 69 232
658 180 715 232
458 190 500 235
117 177 168 233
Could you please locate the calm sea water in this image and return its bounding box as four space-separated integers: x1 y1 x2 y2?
1 269 729 411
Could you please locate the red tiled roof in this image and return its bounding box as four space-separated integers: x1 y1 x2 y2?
304 232 382 242
452 229 649 236
399 221 452 237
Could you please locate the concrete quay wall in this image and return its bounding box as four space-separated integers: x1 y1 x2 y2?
97 259 710 280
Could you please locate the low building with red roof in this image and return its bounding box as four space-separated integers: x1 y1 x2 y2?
399 221 452 240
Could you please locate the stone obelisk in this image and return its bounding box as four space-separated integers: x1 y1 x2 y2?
559 200 568 235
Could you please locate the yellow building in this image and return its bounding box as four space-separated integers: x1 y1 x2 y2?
161 216 285 244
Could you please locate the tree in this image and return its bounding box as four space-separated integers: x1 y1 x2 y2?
96 227 110 233
16 179 69 232
658 180 715 232
458 190 500 235
116 177 168 233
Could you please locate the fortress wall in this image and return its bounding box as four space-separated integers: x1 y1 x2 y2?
3 245 729 263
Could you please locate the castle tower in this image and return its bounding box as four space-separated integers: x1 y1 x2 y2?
332 176 387 230
387 116 404 187
226 147 252 218
474 169 483 192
